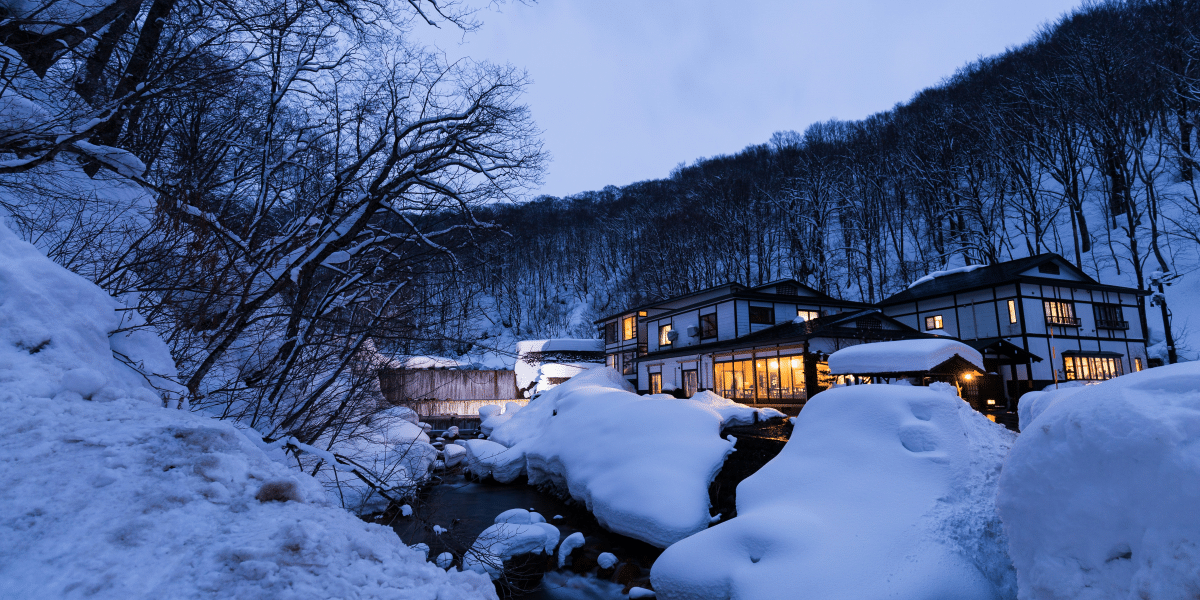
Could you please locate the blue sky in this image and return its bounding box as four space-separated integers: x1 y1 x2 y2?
423 0 1083 198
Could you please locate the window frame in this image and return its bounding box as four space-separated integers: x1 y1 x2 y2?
621 351 636 375
658 323 673 346
699 313 718 339
925 314 944 330
1063 354 1123 381
682 369 698 397
1007 299 1018 324
649 372 662 394
797 309 820 322
1044 300 1080 327
622 315 636 340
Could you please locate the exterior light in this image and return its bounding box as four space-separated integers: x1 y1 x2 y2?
769 360 779 369
986 399 996 405
962 373 974 381
791 358 801 369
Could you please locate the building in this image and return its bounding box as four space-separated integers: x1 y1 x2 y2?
598 253 1150 412
877 253 1149 407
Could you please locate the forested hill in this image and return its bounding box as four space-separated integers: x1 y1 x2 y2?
465 0 1200 348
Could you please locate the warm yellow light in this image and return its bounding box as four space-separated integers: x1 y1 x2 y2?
986 399 996 405
790 358 801 369
769 360 779 369
962 373 974 381
987 414 997 422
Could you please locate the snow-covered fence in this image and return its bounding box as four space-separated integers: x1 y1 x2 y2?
378 368 518 404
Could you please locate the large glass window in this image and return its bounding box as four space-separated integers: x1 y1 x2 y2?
682 369 698 397
621 351 636 375
748 306 773 325
622 316 636 340
1093 303 1128 330
700 313 718 339
604 322 617 344
796 309 820 322
649 373 662 394
1064 355 1123 381
714 357 805 401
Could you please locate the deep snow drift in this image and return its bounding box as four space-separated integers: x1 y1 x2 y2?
998 363 1200 600
651 383 1017 600
479 368 782 548
0 223 495 599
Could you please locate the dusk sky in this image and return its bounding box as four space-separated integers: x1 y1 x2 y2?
425 0 1084 198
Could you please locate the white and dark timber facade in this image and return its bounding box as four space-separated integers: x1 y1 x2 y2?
596 253 1150 414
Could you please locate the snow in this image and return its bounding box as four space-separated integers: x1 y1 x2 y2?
558 532 586 567
686 390 785 426
907 264 985 289
629 588 655 599
515 338 605 395
483 368 779 548
515 339 605 354
997 363 1200 600
0 222 496 599
462 438 527 483
828 338 985 374
650 384 1017 600
327 405 438 513
463 509 561 579
443 442 467 467
596 552 617 569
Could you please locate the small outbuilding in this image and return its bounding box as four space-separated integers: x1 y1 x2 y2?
827 339 993 411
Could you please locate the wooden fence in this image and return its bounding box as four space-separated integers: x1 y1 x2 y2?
378 368 518 404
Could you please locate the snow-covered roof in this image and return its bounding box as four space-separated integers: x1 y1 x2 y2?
515 339 603 354
828 339 985 375
907 264 985 289
402 355 466 370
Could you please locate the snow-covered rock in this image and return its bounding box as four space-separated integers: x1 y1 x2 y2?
443 442 467 467
998 363 1200 600
0 222 496 599
651 384 1017 600
462 438 527 483
463 509 561 579
486 368 779 548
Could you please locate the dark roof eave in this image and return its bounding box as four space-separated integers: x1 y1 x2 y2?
880 275 1147 306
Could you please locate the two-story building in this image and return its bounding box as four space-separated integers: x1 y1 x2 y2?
877 253 1149 406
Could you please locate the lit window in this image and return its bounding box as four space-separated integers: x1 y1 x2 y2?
623 316 635 340
1044 301 1079 326
1063 355 1123 380
797 310 820 322
1007 300 1018 324
659 324 673 346
700 313 718 339
1135 357 1143 372
749 306 773 325
650 373 662 394
925 315 943 330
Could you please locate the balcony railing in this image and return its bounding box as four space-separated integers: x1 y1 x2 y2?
1095 319 1129 330
1045 315 1081 327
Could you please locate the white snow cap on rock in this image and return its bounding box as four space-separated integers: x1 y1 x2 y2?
828 338 984 375
463 510 560 579
998 363 1200 600
485 368 781 548
0 222 495 600
651 384 1017 600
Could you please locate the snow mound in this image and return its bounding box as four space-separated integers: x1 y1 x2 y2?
0 223 496 599
487 368 778 548
651 384 1017 600
997 363 1200 600
828 338 984 374
686 390 785 426
463 510 560 579
462 438 527 483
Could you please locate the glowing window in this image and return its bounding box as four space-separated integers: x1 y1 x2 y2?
1007 300 1018 324
622 316 635 340
925 315 943 330
659 324 673 346
796 310 820 322
650 373 662 394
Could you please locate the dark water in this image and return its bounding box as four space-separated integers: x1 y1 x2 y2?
381 470 661 599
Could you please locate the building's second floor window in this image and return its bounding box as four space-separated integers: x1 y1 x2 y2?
604 322 617 344
1094 303 1128 330
659 324 673 346
925 315 944 330
749 306 773 324
623 315 636 340
700 313 718 339
1039 262 1061 275
1044 301 1080 326
777 284 797 296
1007 300 1018 324
797 309 820 322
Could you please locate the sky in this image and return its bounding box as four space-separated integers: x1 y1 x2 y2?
422 0 1084 198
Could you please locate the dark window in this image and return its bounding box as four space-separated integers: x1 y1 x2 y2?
856 317 881 330
749 306 773 324
1038 262 1061 275
700 313 718 339
1094 303 1128 330
777 284 797 296
649 372 662 394
621 352 636 376
604 322 617 344
682 369 698 397
925 315 944 330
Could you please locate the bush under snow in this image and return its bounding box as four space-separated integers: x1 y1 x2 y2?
998 363 1200 600
651 384 1017 600
479 368 781 548
0 223 495 599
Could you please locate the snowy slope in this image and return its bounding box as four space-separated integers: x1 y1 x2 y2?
651 384 1017 600
998 363 1200 600
0 222 496 600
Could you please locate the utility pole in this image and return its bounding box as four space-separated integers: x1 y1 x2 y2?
1149 271 1178 364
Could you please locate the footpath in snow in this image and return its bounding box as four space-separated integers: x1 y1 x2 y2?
0 223 496 600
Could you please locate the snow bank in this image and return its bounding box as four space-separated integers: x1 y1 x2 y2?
651 384 1018 600
0 223 496 599
514 339 604 395
463 438 527 483
687 390 785 426
828 338 984 374
486 368 780 548
998 363 1200 600
332 405 438 512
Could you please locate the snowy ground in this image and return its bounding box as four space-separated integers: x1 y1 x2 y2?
0 223 496 599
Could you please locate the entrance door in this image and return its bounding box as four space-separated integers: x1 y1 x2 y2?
682 369 698 398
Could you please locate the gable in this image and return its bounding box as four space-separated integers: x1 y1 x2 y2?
1017 256 1091 282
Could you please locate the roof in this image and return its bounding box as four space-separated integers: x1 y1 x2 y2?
592 282 747 323
515 339 604 354
962 338 1043 363
827 339 985 375
879 253 1144 306
638 309 928 361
